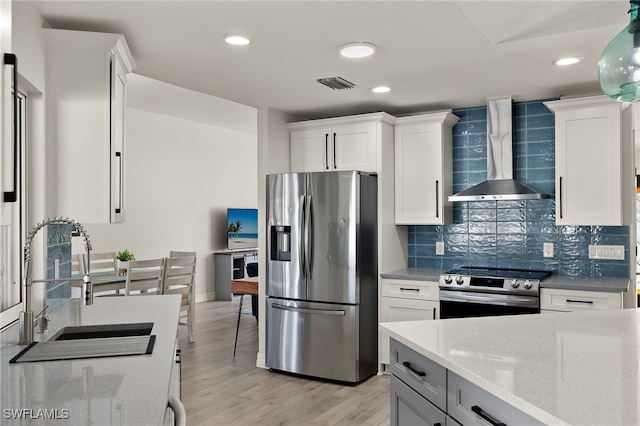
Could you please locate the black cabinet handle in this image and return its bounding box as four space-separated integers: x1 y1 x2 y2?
435 180 439 218
558 176 563 219
402 361 426 377
324 134 329 170
4 53 17 203
566 299 593 304
333 132 337 169
399 287 420 292
471 405 507 426
115 152 122 213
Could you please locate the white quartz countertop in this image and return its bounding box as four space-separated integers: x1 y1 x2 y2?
380 268 443 281
542 274 629 292
0 295 181 425
381 309 640 426
381 268 629 292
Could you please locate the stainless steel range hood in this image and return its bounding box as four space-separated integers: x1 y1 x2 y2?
448 97 549 202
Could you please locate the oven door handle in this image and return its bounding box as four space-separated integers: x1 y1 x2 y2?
439 290 538 308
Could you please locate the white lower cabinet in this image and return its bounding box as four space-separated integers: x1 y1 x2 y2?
540 288 623 312
390 339 543 426
164 342 182 425
380 278 439 365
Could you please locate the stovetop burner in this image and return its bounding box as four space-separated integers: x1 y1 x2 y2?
445 266 551 281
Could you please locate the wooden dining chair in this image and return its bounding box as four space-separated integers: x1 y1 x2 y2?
84 251 125 296
169 250 197 259
124 258 166 296
83 251 117 274
71 254 83 276
163 254 197 342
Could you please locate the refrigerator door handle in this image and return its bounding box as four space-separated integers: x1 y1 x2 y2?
299 195 306 279
272 303 346 316
305 194 313 279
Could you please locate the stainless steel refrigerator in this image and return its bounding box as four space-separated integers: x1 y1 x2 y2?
266 170 378 383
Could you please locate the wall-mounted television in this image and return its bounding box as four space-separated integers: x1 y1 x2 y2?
227 208 258 250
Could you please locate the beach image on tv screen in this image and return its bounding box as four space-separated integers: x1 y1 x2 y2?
227 208 258 250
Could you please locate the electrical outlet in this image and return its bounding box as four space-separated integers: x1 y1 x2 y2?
588 245 625 260
543 242 554 258
435 241 445 256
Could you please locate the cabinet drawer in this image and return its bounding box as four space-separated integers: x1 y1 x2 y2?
380 299 438 365
391 375 446 426
391 339 447 411
540 288 622 311
381 298 439 322
447 371 544 426
382 279 439 301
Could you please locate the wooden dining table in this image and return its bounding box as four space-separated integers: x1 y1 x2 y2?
231 276 258 357
70 271 128 294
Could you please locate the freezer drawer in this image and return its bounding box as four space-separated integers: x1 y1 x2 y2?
266 298 363 383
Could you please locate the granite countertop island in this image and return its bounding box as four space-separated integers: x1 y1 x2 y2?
0 295 181 425
381 309 640 425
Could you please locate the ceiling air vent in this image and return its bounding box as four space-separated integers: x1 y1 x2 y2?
317 76 355 90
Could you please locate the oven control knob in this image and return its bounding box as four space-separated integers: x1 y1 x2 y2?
444 275 453 284
455 276 464 285
523 280 533 290
511 279 520 288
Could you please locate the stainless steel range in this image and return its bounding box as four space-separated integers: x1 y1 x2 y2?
439 267 551 319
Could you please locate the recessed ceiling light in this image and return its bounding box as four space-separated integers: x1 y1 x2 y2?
224 35 251 46
339 42 376 58
370 86 392 94
553 56 582 66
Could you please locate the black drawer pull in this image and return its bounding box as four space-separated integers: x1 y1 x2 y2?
399 287 420 292
566 299 594 304
4 53 17 203
471 405 507 426
402 361 426 377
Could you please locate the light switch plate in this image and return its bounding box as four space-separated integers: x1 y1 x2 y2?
588 244 625 260
543 242 554 258
435 241 445 256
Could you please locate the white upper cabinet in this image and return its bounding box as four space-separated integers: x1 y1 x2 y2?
44 29 135 224
394 111 459 224
289 113 395 173
0 0 12 222
545 96 631 226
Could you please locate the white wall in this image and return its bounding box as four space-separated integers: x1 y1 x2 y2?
255 106 297 368
13 0 46 91
83 79 258 302
13 1 48 309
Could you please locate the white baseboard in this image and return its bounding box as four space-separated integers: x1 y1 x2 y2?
256 351 266 369
195 291 216 304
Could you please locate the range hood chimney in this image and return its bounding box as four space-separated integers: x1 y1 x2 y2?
448 97 549 202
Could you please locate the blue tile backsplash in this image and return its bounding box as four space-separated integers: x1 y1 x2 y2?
408 99 630 278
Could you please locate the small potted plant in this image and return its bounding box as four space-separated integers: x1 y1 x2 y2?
116 249 135 275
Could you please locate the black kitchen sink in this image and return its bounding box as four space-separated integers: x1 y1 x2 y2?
50 322 154 341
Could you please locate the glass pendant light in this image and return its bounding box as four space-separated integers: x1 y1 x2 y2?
598 1 640 102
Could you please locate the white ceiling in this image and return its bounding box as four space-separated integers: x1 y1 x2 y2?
34 1 629 120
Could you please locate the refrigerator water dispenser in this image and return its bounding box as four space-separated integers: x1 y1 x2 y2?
270 226 291 261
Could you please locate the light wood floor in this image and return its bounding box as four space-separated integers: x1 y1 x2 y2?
177 298 390 425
